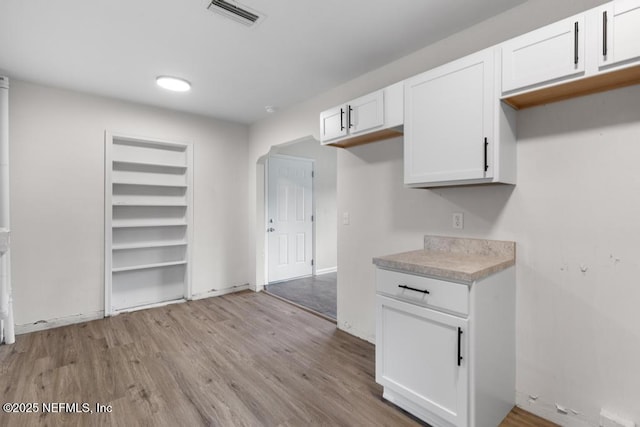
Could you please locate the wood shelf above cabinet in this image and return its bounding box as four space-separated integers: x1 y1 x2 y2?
328 128 403 148
503 64 640 110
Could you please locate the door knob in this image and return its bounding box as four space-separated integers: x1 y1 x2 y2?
267 227 275 232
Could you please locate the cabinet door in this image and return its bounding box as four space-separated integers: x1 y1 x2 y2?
376 295 468 427
502 15 585 93
347 90 384 135
598 0 640 68
404 49 494 185
319 105 347 143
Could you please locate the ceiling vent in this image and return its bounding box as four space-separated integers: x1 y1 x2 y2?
207 0 263 27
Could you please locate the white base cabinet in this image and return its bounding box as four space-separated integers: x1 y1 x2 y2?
375 267 515 427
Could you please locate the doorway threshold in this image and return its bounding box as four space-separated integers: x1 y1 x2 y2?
263 291 337 324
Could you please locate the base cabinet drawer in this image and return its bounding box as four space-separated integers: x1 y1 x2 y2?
376 295 469 427
376 268 469 316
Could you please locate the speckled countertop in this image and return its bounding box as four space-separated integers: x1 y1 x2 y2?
372 235 515 284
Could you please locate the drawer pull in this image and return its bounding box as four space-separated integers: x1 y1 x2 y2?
398 284 430 294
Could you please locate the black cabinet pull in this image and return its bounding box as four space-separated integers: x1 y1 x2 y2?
340 108 345 131
574 21 579 65
603 11 608 57
398 284 429 294
457 327 463 366
348 105 354 129
483 137 488 172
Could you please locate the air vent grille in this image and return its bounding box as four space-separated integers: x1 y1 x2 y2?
207 0 262 26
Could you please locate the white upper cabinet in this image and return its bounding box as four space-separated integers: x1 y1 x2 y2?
404 48 516 187
319 105 348 142
501 14 586 94
348 90 384 135
502 1 640 109
598 0 640 69
319 82 403 148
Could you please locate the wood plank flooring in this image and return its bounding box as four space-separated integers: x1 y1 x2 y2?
0 291 555 426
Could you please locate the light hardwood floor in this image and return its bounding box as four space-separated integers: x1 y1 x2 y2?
0 291 555 426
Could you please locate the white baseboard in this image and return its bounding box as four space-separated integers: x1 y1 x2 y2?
337 319 375 344
114 298 186 315
190 283 251 300
515 391 592 427
315 267 337 275
15 311 104 335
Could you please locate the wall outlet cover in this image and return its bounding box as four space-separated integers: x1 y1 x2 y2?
452 212 464 229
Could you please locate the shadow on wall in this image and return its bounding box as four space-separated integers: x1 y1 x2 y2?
339 135 515 236
517 85 640 141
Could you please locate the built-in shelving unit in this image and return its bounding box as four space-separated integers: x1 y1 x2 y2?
105 132 193 315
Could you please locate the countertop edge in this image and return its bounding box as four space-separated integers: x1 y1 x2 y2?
372 254 515 283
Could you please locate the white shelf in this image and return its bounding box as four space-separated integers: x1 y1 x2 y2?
106 132 193 316
113 241 188 251
112 260 187 273
113 159 187 169
112 181 187 188
112 220 187 229
113 202 187 207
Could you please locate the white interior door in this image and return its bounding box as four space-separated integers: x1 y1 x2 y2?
267 155 313 283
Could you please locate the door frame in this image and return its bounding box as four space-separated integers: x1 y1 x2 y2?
264 154 315 285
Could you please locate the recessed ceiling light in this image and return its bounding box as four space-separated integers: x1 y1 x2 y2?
156 76 191 92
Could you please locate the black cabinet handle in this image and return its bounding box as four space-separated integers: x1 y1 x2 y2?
484 137 488 172
457 327 463 366
603 11 608 57
348 105 354 129
574 21 579 65
398 284 429 294
340 108 345 131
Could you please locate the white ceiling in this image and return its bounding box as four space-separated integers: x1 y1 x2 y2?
0 0 526 124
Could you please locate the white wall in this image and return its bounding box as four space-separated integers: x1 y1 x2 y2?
249 0 640 425
10 80 250 327
274 139 337 273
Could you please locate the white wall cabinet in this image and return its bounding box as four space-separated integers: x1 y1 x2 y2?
105 133 193 315
375 267 515 427
502 1 640 110
320 82 403 148
501 14 585 94
319 105 347 142
598 0 640 70
404 48 516 187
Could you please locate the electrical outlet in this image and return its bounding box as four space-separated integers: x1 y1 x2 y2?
342 212 350 226
452 212 464 229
